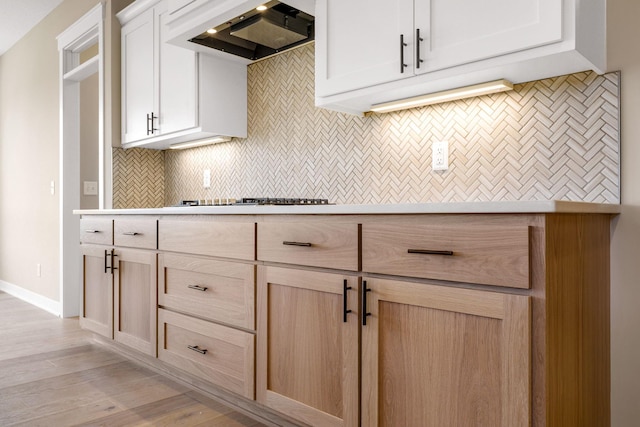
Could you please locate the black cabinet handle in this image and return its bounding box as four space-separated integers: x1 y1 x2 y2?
362 280 372 326
110 250 118 274
400 34 408 73
416 28 424 69
187 345 207 355
343 279 352 323
146 112 158 135
122 232 140 236
151 112 158 134
104 249 118 274
188 284 208 292
85 229 101 233
408 249 454 256
282 241 312 247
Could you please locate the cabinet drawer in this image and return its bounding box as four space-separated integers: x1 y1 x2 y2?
257 222 359 271
114 219 157 249
80 218 113 245
159 220 255 260
158 309 255 399
362 223 530 288
158 254 255 330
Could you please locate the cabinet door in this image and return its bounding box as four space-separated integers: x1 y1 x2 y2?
315 0 414 97
121 7 157 144
113 249 157 356
257 266 359 427
415 0 561 74
361 277 530 427
80 246 113 339
158 9 198 135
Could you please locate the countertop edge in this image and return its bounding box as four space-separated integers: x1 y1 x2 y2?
73 201 622 216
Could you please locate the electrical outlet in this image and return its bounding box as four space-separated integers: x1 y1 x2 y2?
432 140 449 171
83 181 98 196
203 169 211 188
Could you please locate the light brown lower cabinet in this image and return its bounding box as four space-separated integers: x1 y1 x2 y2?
113 248 157 357
361 277 531 427
80 243 157 356
257 266 360 427
80 245 114 339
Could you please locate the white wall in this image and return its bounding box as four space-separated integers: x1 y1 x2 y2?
608 0 640 425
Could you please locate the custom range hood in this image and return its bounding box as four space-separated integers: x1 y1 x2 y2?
188 1 314 61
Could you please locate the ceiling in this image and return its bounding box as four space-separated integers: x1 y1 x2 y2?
0 0 64 56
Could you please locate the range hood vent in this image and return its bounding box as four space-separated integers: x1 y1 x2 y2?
189 1 314 61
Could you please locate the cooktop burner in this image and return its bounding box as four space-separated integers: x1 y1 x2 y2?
175 198 331 207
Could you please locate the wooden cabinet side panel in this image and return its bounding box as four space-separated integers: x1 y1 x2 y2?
545 214 611 427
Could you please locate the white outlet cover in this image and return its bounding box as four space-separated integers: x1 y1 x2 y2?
83 181 98 196
432 140 449 171
203 169 211 188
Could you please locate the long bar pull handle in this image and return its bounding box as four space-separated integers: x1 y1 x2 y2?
151 112 158 134
416 28 424 69
146 113 151 135
187 345 207 355
110 250 118 275
408 249 454 256
188 284 208 292
343 280 352 323
85 229 101 233
282 241 312 247
400 34 408 73
122 232 140 236
104 249 109 274
362 280 372 326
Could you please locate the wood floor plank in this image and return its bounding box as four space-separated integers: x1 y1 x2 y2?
0 292 268 427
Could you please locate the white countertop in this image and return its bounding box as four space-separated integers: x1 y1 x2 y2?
74 200 621 215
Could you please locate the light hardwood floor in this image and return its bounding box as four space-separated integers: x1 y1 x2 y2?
0 292 267 427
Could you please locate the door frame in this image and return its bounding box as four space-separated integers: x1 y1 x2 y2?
57 3 109 317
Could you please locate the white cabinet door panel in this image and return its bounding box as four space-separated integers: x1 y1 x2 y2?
315 0 414 97
122 8 156 144
159 10 198 135
415 0 562 74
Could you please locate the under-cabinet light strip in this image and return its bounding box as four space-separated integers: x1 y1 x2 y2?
370 79 514 113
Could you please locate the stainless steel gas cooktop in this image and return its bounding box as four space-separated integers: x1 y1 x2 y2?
175 198 331 207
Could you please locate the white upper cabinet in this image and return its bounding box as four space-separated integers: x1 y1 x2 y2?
416 0 561 74
121 7 157 143
118 0 247 149
316 0 605 115
315 0 414 96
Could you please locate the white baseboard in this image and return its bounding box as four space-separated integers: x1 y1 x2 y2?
0 280 61 317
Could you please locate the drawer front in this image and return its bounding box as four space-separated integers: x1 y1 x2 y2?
257 222 359 271
158 254 255 330
159 220 255 260
114 219 157 249
80 218 113 245
158 309 255 399
362 223 530 288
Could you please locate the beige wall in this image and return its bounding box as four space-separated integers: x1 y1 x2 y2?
608 0 640 425
0 0 101 300
80 73 99 210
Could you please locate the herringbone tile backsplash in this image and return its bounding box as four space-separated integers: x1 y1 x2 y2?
112 147 164 208
116 42 620 207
